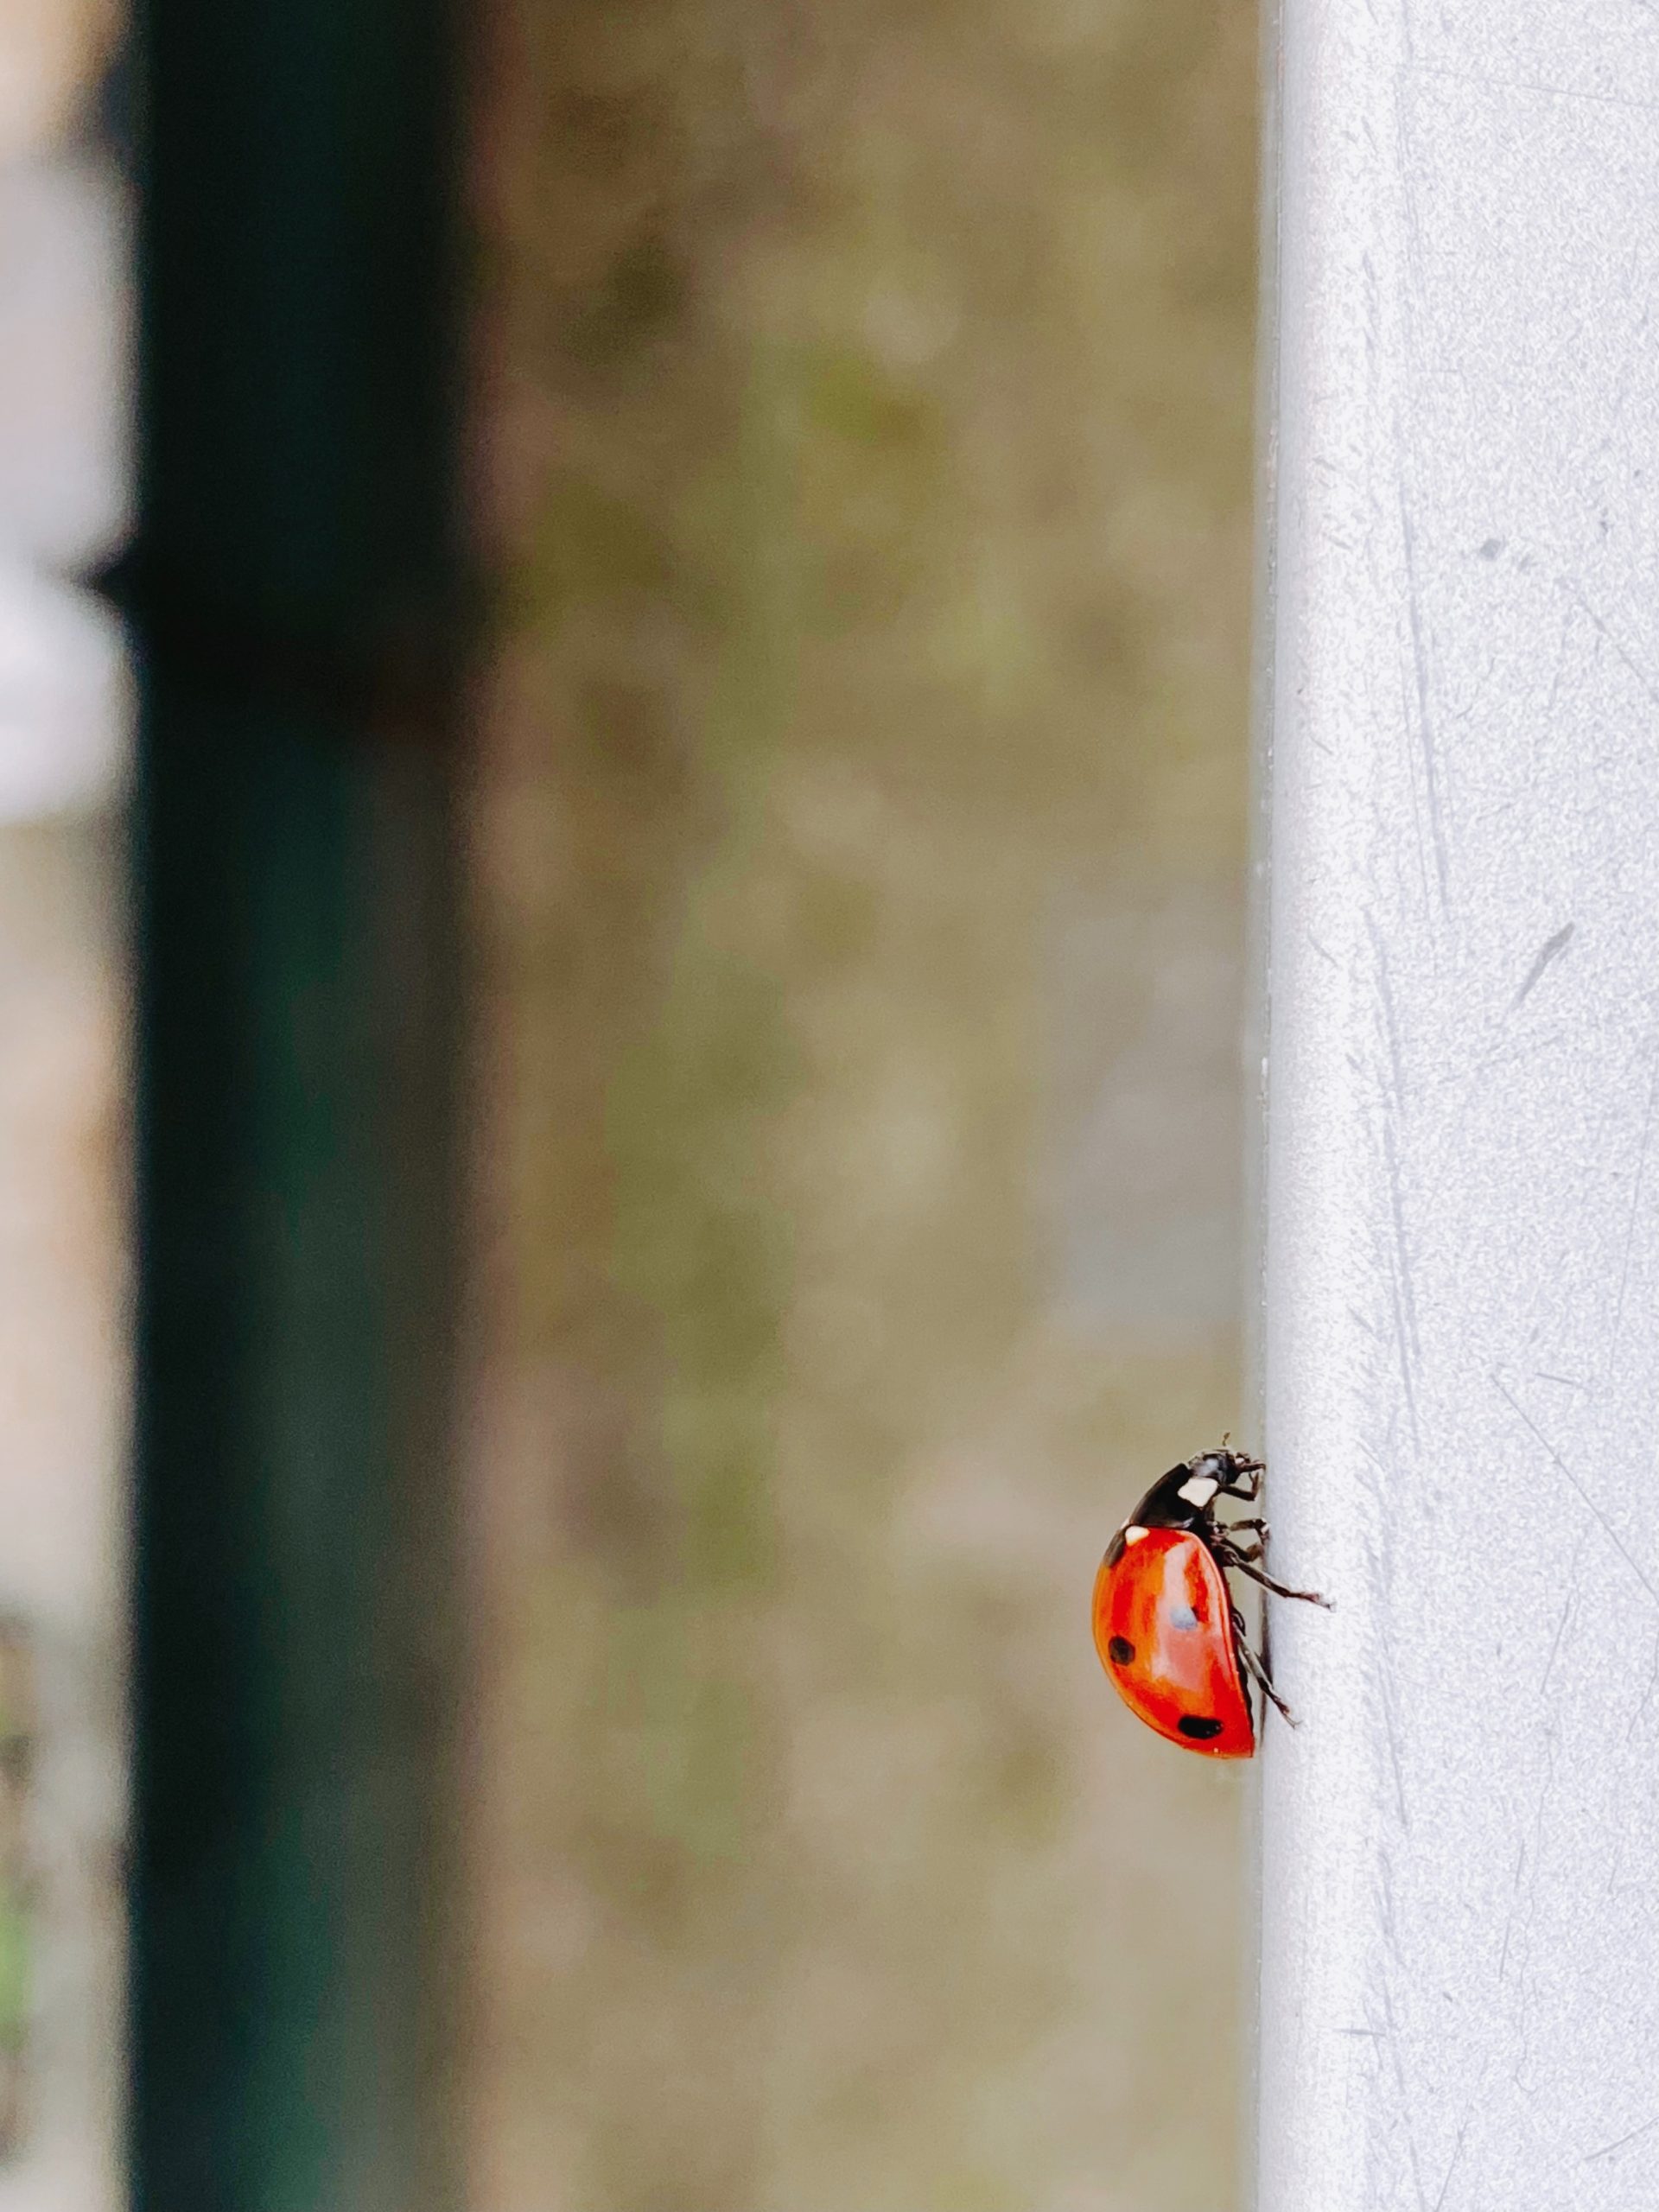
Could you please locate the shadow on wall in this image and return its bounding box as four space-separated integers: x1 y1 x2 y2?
474 5 1262 2209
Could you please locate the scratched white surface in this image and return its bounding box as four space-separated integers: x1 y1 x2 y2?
1257 4 1659 2209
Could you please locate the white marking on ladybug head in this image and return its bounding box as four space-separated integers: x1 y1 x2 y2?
1177 1472 1219 1509
1123 1525 1148 1545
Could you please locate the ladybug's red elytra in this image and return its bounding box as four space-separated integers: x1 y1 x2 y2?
1091 1445 1329 1758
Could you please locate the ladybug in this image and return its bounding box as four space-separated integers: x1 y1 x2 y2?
1092 1445 1328 1758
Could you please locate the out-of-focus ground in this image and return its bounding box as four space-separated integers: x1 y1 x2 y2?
475 7 1262 2211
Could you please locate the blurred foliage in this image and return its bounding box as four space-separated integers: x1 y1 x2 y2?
477 2 1260 2207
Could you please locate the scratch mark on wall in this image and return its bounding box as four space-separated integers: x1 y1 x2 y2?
1624 1634 1659 1746
1379 1973 1433 2212
1536 1585 1575 1696
1382 1117 1422 1424
1432 2095 1478 2210
1495 1836 1526 1982
1365 907 1408 1105
1512 922 1573 1007
1544 603 1574 716
1397 480 1451 905
1583 2116 1659 2164
1494 1375 1659 1607
1377 1658 1410 1832
1409 58 1659 119
1611 1042 1659 1346
1560 585 1659 711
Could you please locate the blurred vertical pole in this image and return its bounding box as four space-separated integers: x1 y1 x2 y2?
122 0 467 2206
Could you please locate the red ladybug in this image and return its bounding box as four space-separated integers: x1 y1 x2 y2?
1092 1446 1328 1758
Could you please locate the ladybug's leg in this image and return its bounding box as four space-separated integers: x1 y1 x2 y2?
1232 1610 1296 1726
1220 1517 1268 1548
1217 1455 1264 1503
1216 1544 1331 1610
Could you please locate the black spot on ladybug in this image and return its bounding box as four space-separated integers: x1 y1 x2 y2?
1108 1636 1135 1666
1169 1605 1199 1631
1178 1714 1224 1740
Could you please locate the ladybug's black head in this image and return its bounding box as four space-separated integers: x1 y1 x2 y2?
1105 1449 1246 1565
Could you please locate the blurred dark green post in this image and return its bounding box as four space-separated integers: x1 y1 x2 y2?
124 0 467 2206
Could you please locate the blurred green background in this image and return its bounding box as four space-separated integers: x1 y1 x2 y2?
474 5 1261 2208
